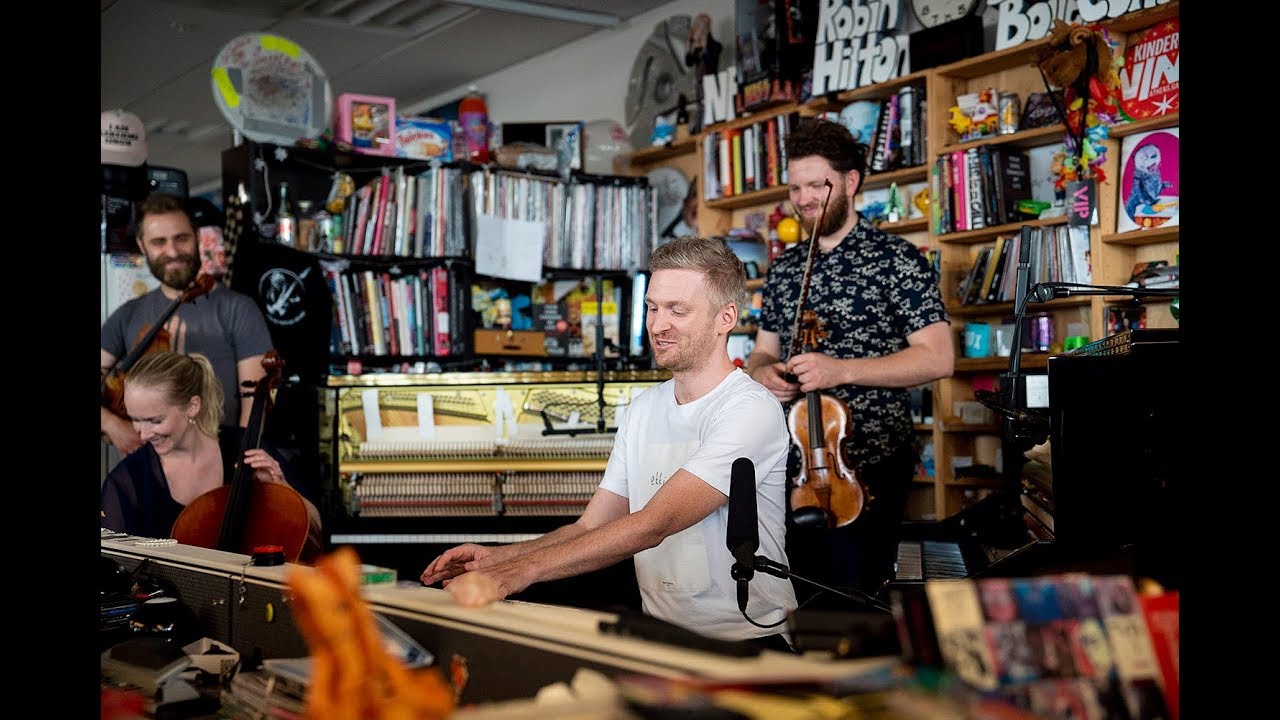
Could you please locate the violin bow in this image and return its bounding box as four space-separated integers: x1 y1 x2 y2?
786 178 834 359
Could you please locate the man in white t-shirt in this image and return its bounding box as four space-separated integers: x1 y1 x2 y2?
421 236 797 648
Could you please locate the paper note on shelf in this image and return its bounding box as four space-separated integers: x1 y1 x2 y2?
475 214 545 282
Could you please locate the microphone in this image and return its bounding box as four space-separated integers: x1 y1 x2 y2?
726 457 757 612
725 456 893 616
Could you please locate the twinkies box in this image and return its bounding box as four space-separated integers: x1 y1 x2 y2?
396 117 452 161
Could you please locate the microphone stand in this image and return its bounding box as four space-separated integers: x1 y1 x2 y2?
996 265 1180 493
738 554 892 614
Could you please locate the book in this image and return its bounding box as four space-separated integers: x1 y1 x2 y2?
965 245 993 305
1117 128 1179 233
984 235 1011 303
977 237 1005 303
838 99 880 147
1138 590 1179 720
1027 143 1067 208
997 149 1033 224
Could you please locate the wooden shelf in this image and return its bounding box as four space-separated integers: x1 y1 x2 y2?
1109 112 1179 138
955 354 1047 373
704 102 800 134
914 423 935 432
706 185 789 210
947 296 1091 318
937 215 1067 245
933 2 1179 79
945 477 1004 488
937 124 1066 156
935 35 1054 79
625 138 698 167
1100 225 1179 246
746 277 765 290
863 165 928 191
881 217 929 234
1104 293 1176 304
938 422 1001 434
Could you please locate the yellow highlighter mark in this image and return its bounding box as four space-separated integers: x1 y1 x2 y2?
211 67 239 108
259 34 300 58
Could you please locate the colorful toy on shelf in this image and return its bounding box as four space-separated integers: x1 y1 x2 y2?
885 182 906 222
948 88 999 142
912 186 931 218
1037 20 1125 183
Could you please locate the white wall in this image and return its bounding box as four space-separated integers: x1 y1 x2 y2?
401 0 735 129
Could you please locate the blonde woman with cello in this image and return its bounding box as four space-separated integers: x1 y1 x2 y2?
101 351 321 559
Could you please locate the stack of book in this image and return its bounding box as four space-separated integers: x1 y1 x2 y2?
1124 261 1179 290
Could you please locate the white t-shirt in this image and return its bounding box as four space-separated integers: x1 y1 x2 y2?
600 368 797 641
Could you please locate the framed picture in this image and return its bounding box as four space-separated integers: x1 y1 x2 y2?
335 93 397 156
544 122 583 170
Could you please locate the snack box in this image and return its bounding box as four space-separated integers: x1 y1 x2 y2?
396 117 452 161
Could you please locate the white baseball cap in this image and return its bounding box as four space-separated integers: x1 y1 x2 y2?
101 109 148 167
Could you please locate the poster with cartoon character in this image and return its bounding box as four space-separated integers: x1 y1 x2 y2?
1117 128 1179 233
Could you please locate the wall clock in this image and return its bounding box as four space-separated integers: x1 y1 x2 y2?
910 0 980 29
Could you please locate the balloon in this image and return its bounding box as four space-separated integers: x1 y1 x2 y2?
777 217 800 243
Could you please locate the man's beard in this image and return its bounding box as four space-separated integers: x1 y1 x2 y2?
650 321 720 374
800 186 851 238
149 252 200 290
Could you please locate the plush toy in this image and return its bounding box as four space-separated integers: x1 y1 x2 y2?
1036 20 1124 183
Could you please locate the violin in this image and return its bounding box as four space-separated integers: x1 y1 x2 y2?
170 352 315 562
102 274 217 420
785 179 868 529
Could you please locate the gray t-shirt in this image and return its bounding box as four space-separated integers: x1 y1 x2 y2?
101 285 274 426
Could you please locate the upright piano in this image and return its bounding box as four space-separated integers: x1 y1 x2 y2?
892 328 1182 587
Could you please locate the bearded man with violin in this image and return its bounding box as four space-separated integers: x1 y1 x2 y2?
747 119 954 601
101 193 274 459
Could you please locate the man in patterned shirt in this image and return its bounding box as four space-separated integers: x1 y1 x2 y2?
747 119 954 600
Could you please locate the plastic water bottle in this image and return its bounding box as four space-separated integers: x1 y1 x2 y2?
458 85 490 163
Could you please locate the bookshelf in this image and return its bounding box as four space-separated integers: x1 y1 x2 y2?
220 141 664 550
626 1 1181 522
924 2 1181 517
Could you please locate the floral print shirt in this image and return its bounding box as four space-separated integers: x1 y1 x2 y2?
760 216 949 467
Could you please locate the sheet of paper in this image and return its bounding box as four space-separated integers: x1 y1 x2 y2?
417 393 435 439
362 389 383 440
475 214 545 282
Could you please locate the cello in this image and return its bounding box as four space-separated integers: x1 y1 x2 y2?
785 178 868 529
170 351 315 562
102 274 217 421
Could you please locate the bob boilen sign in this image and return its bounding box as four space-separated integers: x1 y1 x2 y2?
811 1 910 95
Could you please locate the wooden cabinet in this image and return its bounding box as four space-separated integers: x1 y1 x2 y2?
626 2 1180 522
